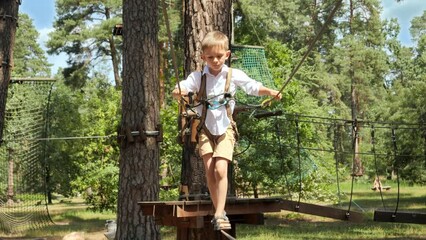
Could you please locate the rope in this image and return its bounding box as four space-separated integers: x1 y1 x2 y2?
391 128 401 218
161 0 181 95
347 119 359 216
274 115 292 200
234 0 263 46
371 125 387 210
2 134 116 142
333 119 342 205
295 115 303 207
220 230 236 240
263 0 343 104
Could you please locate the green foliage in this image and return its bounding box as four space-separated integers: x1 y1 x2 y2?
47 74 121 210
159 101 181 188
73 161 118 212
10 0 426 213
13 13 52 77
46 0 123 87
159 187 179 201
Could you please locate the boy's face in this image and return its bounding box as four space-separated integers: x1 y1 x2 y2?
201 46 230 75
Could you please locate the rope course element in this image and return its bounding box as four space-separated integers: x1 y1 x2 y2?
0 78 55 233
273 0 343 98
235 0 343 105
391 128 401 216
220 229 236 240
371 125 387 209
235 110 425 222
231 44 276 105
373 128 426 224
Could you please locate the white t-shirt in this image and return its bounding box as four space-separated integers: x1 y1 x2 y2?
178 65 262 135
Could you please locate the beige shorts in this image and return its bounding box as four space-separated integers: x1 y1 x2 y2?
198 125 236 161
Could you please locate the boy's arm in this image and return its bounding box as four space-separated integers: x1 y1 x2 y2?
258 86 282 100
172 87 188 100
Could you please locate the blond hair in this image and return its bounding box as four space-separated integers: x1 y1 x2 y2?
201 31 229 51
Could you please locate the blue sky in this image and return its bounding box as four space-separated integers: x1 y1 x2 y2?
19 0 426 75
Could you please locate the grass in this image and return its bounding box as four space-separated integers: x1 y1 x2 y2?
1 182 425 240
1 198 116 240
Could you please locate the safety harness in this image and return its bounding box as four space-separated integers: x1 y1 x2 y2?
179 68 233 144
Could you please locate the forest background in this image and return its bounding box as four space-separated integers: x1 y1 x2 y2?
4 0 426 213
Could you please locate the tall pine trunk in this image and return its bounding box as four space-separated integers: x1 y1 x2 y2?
0 0 19 143
116 0 160 239
349 0 363 176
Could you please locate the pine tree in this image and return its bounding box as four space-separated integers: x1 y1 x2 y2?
46 0 122 88
116 0 161 239
0 0 19 143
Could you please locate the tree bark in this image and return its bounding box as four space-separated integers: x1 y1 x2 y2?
0 0 19 143
183 0 232 73
116 0 160 239
349 0 363 176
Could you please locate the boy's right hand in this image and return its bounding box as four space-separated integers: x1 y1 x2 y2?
172 87 188 99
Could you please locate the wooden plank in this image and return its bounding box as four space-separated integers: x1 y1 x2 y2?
139 198 282 218
139 198 364 223
229 213 264 225
280 199 364 222
374 210 426 224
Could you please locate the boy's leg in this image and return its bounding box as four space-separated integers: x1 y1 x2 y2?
210 157 231 230
213 157 228 218
202 153 218 209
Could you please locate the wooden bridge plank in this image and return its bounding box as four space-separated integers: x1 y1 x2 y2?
374 210 426 224
139 197 364 223
280 199 364 222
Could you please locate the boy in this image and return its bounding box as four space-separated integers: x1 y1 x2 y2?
172 31 282 230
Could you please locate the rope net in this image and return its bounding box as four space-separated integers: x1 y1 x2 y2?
0 79 54 233
231 44 276 103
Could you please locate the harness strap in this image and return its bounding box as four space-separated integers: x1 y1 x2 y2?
196 73 207 104
189 73 207 143
197 73 208 129
197 69 233 139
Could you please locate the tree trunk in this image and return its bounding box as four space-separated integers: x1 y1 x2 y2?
116 1 160 239
0 0 19 143
183 0 232 73
181 0 233 198
349 0 363 176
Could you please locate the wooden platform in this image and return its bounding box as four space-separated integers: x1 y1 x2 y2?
139 198 281 228
371 186 391 191
138 197 364 225
374 210 426 224
138 197 365 239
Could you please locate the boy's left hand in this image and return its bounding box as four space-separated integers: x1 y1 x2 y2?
261 90 282 107
273 91 282 100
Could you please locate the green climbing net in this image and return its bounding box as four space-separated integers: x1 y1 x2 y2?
231 44 276 104
0 78 54 233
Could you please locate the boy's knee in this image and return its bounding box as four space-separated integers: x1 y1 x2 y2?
214 160 228 177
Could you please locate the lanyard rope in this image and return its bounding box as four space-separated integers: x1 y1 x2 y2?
269 0 343 101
